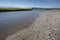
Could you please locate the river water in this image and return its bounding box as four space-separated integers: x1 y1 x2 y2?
0 10 46 32
0 10 46 40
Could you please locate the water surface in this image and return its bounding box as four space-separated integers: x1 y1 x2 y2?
0 10 46 40
0 10 46 32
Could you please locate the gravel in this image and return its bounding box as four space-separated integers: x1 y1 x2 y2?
6 10 60 40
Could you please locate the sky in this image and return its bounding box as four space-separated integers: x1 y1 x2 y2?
0 0 60 8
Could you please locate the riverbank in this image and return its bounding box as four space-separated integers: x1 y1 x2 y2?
0 8 60 12
0 8 32 12
5 10 60 40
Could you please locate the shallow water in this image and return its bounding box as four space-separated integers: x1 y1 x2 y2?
0 10 47 40
0 10 46 32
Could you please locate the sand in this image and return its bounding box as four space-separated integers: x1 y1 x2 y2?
5 10 60 40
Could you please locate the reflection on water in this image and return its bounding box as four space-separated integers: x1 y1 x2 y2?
0 10 45 32
0 10 46 40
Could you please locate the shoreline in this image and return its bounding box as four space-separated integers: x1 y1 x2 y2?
0 9 32 12
5 10 60 40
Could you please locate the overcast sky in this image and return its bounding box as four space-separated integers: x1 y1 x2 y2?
0 0 60 8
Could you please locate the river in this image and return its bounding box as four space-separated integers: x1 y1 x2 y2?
0 10 46 40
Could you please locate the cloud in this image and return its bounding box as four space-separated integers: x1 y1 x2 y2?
0 3 33 8
0 3 19 7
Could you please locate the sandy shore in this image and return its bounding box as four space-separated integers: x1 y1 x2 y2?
6 10 60 40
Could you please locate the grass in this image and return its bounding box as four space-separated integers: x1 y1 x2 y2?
0 8 60 12
0 8 32 12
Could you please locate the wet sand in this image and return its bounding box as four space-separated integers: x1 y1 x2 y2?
5 10 60 40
